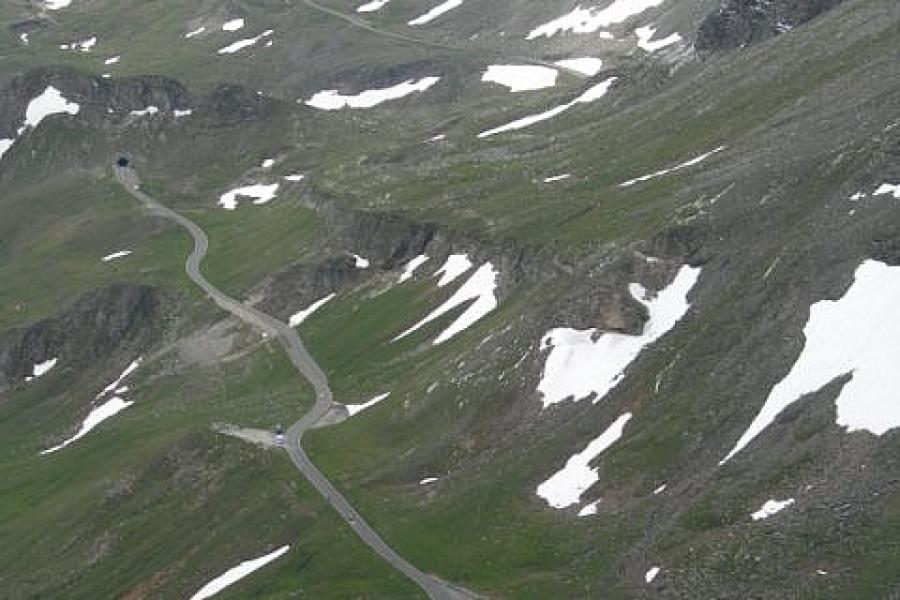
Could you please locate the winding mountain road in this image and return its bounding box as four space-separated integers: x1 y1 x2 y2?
114 166 476 600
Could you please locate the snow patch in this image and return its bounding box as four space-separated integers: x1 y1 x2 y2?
190 545 290 600
218 183 279 210
19 86 80 135
653 483 667 495
751 498 795 521
174 109 193 118
288 293 335 327
261 158 275 169
408 0 464 25
478 77 617 138
645 566 661 583
399 254 430 283
26 358 58 382
721 260 900 463
346 392 390 416
435 254 473 287
635 25 682 52
538 265 700 408
40 397 133 454
102 250 132 262
222 18 245 31
130 106 159 117
543 174 571 183
536 413 632 508
0 139 14 160
619 146 725 187
419 477 439 485
349 253 370 268
185 26 206 39
305 77 440 110
46 0 75 10
528 0 667 39
60 36 96 52
873 183 900 199
104 55 121 65
284 173 306 182
554 57 604 76
481 65 558 93
98 359 142 399
357 0 390 12
217 29 273 54
395 263 498 345
578 500 600 516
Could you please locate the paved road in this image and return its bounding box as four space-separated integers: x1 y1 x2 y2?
114 167 477 600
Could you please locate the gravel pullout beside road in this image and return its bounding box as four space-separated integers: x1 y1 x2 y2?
115 166 477 600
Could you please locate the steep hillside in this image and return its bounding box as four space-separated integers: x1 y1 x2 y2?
1 0 898 598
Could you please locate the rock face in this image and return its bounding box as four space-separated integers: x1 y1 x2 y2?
0 284 164 394
696 0 845 52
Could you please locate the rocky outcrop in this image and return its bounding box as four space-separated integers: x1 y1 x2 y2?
696 0 845 52
0 284 165 394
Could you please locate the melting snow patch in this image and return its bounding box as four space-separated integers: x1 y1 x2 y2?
427 133 447 142
222 18 245 31
751 498 795 521
19 86 80 134
543 174 571 183
408 0 464 25
218 183 279 210
185 26 206 39
104 55 120 65
538 265 700 408
174 109 193 118
102 250 132 262
645 566 661 583
635 26 682 52
357 0 390 12
346 392 390 416
435 254 473 287
20 33 29 44
653 483 667 494
40 396 134 454
26 358 58 382
288 293 335 327
217 30 273 54
0 139 14 160
873 183 900 199
190 545 290 600
45 0 74 8
721 259 900 463
849 192 865 201
481 65 558 92
399 254 430 283
305 77 440 110
619 146 725 187
478 77 617 138
395 263 498 345
536 412 632 508
554 57 604 76
130 106 159 117
261 158 275 168
284 173 305 181
419 477 439 485
528 0 666 39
